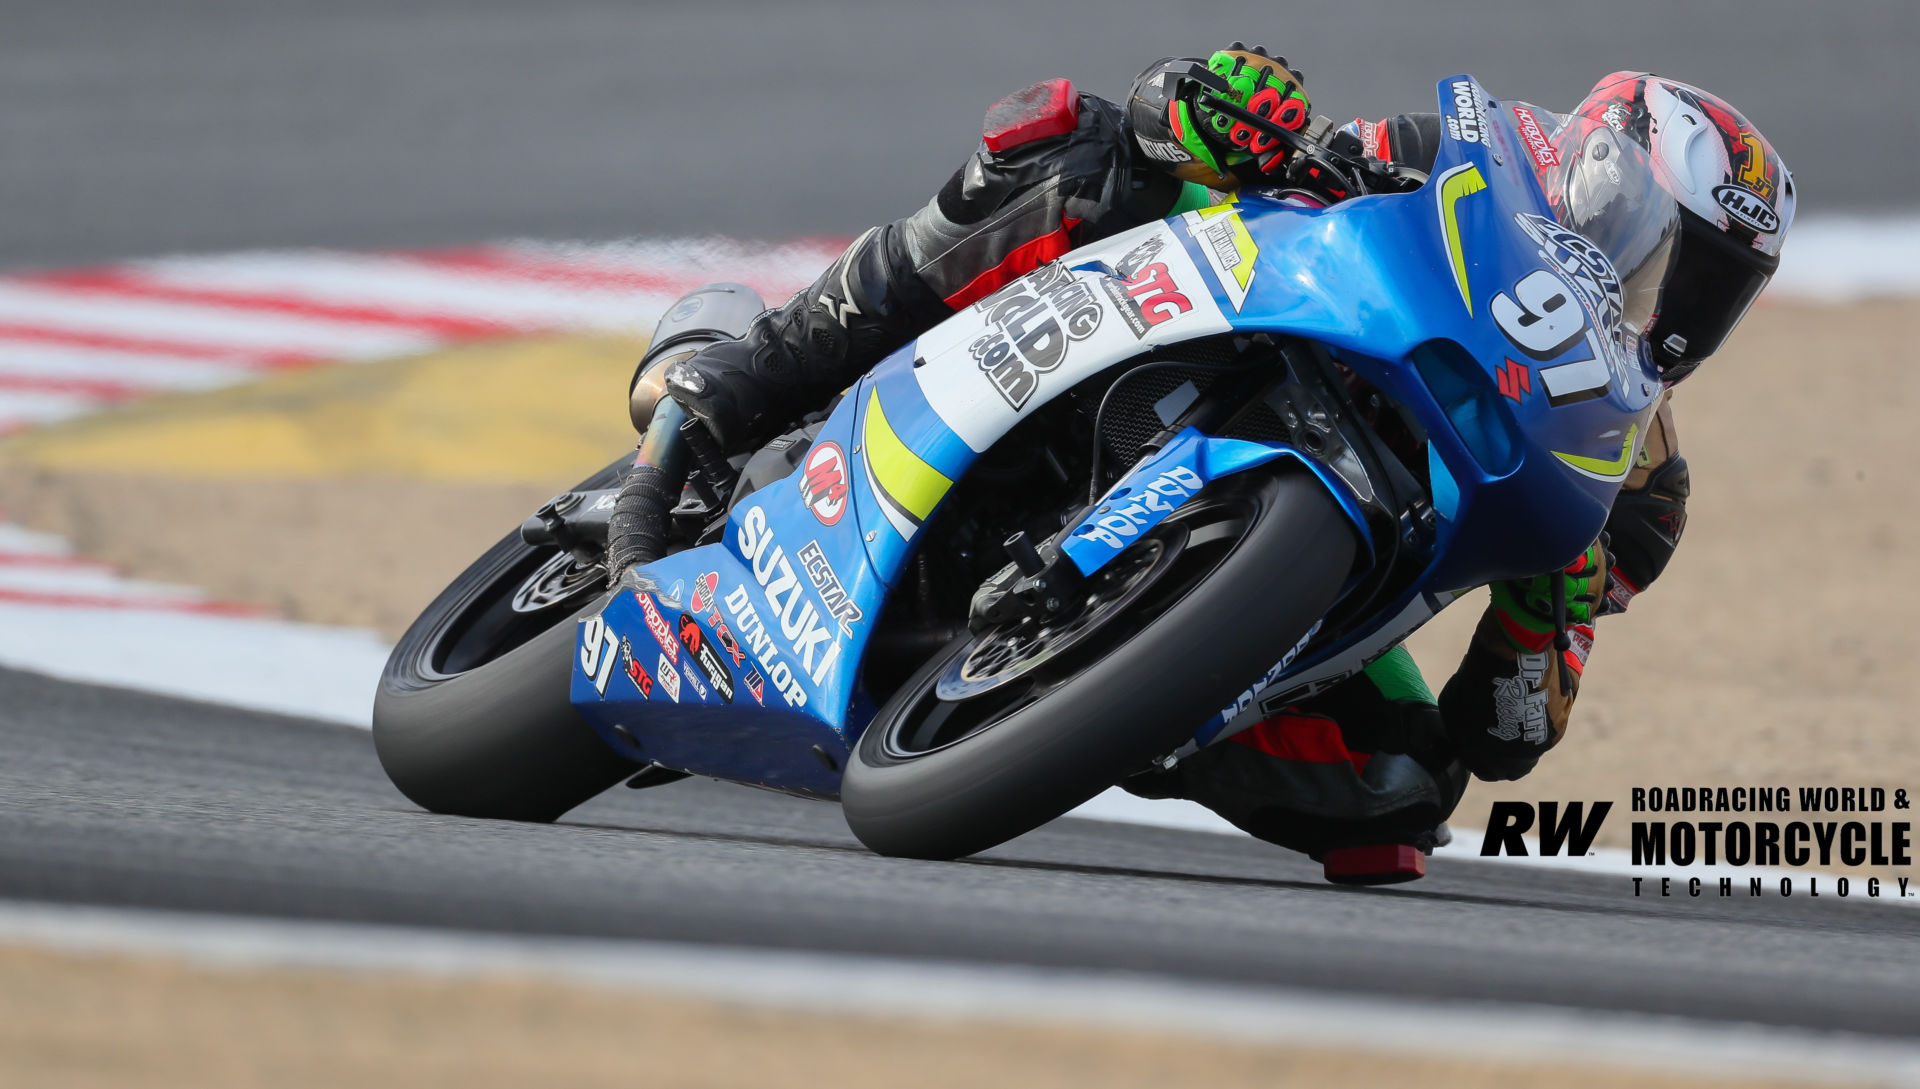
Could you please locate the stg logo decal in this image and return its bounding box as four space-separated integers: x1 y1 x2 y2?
621 636 654 699
800 441 849 526
1101 261 1192 339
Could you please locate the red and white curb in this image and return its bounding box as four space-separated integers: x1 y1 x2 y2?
0 520 392 724
0 237 842 435
0 237 842 719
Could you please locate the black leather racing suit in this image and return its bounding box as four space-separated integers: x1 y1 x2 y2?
660 81 1690 860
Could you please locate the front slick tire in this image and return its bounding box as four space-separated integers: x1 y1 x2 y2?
841 470 1357 860
373 458 638 823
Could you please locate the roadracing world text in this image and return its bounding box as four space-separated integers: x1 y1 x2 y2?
1478 787 1913 900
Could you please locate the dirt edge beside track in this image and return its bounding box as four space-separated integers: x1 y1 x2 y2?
0 943 1846 1089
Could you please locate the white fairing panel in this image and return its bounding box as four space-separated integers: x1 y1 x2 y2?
914 220 1232 453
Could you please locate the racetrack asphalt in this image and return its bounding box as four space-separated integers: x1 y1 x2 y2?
5 664 1917 1037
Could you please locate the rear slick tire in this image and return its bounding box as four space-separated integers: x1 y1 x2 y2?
840 469 1357 860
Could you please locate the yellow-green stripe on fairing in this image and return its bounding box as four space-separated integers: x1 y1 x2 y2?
861 389 952 526
1436 163 1487 316
1553 424 1638 482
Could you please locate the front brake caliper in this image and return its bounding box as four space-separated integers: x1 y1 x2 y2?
968 531 1086 632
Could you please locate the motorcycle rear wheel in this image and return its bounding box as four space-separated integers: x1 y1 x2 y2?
840 469 1356 860
372 456 639 823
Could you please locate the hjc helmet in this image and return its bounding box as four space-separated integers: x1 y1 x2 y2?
1571 72 1796 381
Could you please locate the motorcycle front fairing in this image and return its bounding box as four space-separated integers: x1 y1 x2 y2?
1189 76 1664 744
564 215 1282 797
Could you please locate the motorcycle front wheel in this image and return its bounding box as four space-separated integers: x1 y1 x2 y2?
840 469 1357 860
372 455 639 823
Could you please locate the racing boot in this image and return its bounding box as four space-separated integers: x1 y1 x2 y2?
664 223 945 453
1125 647 1469 885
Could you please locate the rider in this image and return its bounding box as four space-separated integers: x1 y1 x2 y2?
647 51 1795 880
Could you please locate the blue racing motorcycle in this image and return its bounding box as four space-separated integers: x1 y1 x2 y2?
373 76 1673 863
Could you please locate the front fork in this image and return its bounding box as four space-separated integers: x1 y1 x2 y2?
605 401 695 577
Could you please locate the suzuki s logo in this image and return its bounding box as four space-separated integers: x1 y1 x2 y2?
800 441 849 526
1479 801 1613 857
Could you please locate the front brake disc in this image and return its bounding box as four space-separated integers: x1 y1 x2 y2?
933 526 1186 701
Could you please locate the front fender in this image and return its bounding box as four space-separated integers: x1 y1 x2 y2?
1059 427 1374 575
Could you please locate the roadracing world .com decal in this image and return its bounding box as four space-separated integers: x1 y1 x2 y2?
1479 785 1914 900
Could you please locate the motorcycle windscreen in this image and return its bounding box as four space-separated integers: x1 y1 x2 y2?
1533 112 1682 340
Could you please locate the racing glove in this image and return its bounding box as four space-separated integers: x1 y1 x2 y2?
1131 46 1311 188
1440 540 1607 781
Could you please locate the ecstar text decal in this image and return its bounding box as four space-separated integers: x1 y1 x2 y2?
796 540 864 635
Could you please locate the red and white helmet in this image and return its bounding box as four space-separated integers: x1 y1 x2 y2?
1572 72 1795 381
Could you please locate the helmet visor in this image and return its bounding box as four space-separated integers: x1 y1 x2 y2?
1650 209 1776 372
1542 115 1680 337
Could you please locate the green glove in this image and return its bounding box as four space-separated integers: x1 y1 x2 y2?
1173 45 1312 179
1489 540 1606 656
